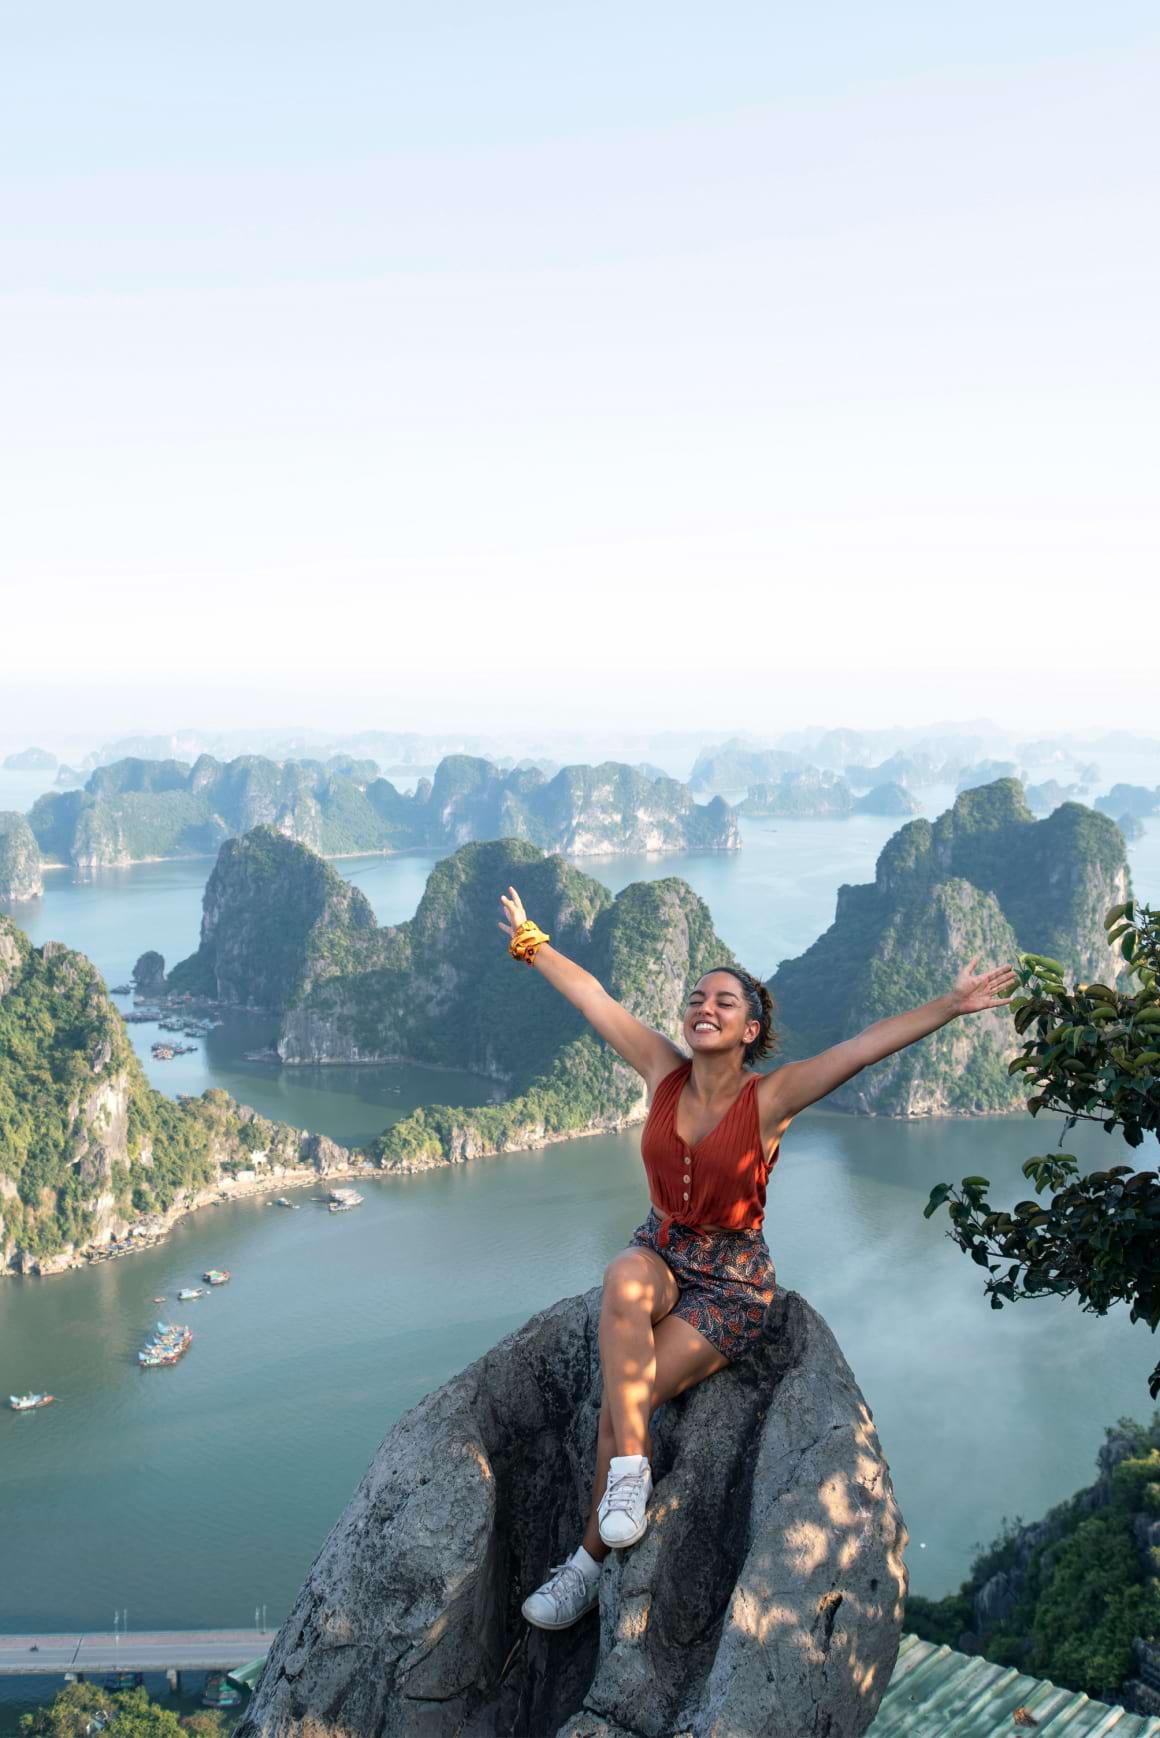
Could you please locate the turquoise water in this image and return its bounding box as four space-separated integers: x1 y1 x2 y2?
1 806 1158 1676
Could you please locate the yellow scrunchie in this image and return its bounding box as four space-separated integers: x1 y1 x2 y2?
509 919 551 965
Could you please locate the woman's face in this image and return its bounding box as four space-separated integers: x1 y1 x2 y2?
683 971 759 1060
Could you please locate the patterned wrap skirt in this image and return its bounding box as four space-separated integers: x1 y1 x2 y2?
629 1207 776 1363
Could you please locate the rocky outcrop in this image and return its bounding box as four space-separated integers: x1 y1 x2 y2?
166 828 383 1011
689 740 810 795
2 746 56 771
769 780 1131 1115
422 756 739 855
739 771 854 817
0 812 42 899
28 753 736 866
852 783 921 817
1097 784 1160 821
235 1285 907 1738
131 950 167 994
0 914 352 1274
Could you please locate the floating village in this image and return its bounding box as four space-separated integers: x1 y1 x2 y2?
9 1184 368 1411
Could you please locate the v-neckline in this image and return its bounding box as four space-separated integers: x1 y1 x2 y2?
673 1064 755 1154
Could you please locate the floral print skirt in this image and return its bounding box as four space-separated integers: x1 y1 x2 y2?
629 1207 776 1363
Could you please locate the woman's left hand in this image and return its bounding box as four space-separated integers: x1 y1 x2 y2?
951 957 1019 1016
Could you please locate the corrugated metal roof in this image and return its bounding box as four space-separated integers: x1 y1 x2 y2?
867 1633 1160 1735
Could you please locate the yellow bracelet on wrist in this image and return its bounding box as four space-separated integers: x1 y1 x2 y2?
509 919 550 965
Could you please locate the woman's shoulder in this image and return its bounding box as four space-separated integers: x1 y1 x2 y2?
648 1053 691 1100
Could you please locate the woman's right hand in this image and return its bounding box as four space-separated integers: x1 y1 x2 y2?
498 885 528 941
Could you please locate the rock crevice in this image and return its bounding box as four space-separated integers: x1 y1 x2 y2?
236 1287 906 1738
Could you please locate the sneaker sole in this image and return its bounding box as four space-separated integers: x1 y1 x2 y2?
521 1596 597 1631
597 1515 648 1549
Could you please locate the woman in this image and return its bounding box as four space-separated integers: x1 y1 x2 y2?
500 886 1015 1631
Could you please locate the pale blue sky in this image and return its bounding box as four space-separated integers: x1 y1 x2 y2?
2 3 1157 733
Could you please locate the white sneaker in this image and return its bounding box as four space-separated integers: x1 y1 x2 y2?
598 1456 653 1548
521 1561 599 1630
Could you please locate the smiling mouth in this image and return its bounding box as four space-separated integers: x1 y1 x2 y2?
692 1021 720 1032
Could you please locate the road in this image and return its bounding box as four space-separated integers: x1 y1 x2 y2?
0 1631 273 1675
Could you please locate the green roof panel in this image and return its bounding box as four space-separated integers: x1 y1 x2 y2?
868 1635 1160 1736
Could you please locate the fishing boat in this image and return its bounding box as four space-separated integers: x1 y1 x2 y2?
202 1672 242 1709
138 1322 192 1366
274 1196 300 1209
9 1393 54 1412
328 1188 364 1213
177 1287 206 1300
203 1269 230 1285
103 1671 143 1690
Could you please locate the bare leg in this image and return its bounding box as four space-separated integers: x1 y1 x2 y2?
596 1248 679 1460
581 1288 729 1559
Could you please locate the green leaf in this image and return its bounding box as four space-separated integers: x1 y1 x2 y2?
961 1175 991 1188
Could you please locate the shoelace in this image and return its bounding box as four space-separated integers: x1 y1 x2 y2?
602 1471 647 1515
541 1562 591 1613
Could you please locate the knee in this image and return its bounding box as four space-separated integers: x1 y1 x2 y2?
602 1251 655 1316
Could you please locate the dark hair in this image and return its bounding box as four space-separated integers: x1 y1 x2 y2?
695 965 778 1066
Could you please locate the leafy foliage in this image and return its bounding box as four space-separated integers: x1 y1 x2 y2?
769 781 1128 1112
0 917 272 1259
906 1416 1160 1700
925 901 1160 1396
19 1684 228 1738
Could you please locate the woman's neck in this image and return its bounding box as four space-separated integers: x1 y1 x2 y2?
687 1051 748 1100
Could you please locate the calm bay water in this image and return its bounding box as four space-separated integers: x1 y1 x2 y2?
1 803 1159 1687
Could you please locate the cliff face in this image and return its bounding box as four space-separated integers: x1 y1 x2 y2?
0 915 349 1273
169 830 732 1163
234 1284 906 1738
28 753 735 866
739 770 855 817
423 755 739 854
0 812 43 900
688 739 809 794
166 827 383 1011
769 780 1130 1115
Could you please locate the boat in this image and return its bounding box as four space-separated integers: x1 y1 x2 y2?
152 1296 167 1303
202 1672 243 1709
138 1322 192 1366
273 1196 301 1210
9 1393 54 1411
103 1671 143 1690
203 1269 230 1285
177 1287 206 1300
328 1188 364 1213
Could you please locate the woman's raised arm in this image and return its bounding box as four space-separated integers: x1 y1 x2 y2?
758 957 1018 1128
500 886 685 1091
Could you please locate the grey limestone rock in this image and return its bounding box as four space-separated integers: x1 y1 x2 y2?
0 811 43 900
235 1286 906 1738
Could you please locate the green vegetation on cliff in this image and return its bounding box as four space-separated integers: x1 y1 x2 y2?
166 826 384 1010
907 1413 1160 1704
28 752 737 867
769 781 1131 1115
0 914 310 1266
0 811 42 899
170 829 734 1164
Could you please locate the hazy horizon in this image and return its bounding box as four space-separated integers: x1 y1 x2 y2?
4 3 1158 727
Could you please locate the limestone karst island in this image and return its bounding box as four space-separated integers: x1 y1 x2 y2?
3 731 1159 1735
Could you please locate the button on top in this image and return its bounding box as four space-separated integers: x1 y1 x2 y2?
683 1173 690 1183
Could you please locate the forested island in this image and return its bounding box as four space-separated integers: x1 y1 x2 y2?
165 828 733 1165
0 914 352 1273
0 811 42 900
769 780 1130 1114
26 752 737 866
739 771 919 817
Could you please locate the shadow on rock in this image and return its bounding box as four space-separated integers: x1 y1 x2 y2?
235 1286 907 1738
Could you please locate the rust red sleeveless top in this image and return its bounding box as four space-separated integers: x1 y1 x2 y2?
640 1060 779 1249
